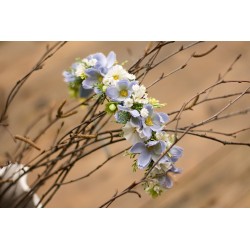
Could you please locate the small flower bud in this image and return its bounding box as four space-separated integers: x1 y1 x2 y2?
109 103 117 111
102 85 108 92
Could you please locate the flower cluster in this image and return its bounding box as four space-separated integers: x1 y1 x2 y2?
63 51 183 197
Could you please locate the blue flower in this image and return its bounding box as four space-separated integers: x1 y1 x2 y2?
169 164 182 173
63 62 79 83
156 163 182 189
82 51 116 92
82 68 103 93
169 145 183 162
134 104 169 139
130 140 167 169
88 51 116 74
106 80 137 102
157 174 173 189
63 63 93 98
150 161 182 189
63 70 76 83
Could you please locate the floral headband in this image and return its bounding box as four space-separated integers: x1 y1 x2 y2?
63 51 183 197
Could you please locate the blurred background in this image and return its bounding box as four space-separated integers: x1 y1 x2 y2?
0 41 250 207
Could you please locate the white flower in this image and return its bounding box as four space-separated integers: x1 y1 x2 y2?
132 84 140 92
122 122 147 144
103 65 135 86
132 84 146 97
0 163 42 208
150 162 172 176
132 84 148 104
75 63 86 77
140 108 149 118
157 162 172 172
82 58 97 67
155 131 169 141
88 58 97 67
153 185 161 193
126 73 136 80
124 98 134 108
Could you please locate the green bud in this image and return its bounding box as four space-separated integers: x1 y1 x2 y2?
102 85 108 92
109 104 117 111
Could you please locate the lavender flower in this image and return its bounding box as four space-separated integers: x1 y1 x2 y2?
82 51 116 92
88 51 116 73
62 62 78 83
106 79 137 102
130 140 167 169
157 174 173 189
137 104 169 139
63 62 94 98
82 68 103 93
169 145 183 162
63 70 76 83
152 162 182 188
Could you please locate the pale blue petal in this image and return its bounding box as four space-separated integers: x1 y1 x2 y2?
151 114 162 131
170 165 182 174
147 141 158 147
170 146 183 162
85 68 99 77
94 87 102 94
117 79 129 90
142 127 152 139
129 81 138 88
138 152 151 169
106 87 119 100
130 142 146 154
99 66 108 76
82 78 95 89
153 141 165 155
63 71 75 83
144 104 154 116
130 110 140 117
158 175 173 189
91 53 106 67
106 51 116 68
159 112 169 123
71 62 79 70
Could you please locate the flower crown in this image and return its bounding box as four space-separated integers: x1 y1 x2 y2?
63 51 183 197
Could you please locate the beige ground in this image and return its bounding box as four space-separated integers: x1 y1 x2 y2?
0 41 249 207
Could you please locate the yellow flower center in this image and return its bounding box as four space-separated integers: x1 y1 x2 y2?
120 89 128 97
80 73 86 80
98 75 103 82
113 75 119 80
145 116 153 126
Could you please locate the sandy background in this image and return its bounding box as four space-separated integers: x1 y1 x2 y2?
0 41 250 207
